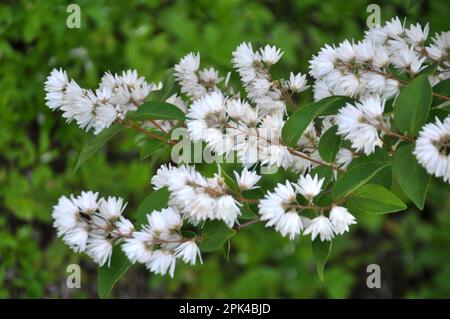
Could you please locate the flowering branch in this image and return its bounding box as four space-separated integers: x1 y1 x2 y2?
44 16 450 286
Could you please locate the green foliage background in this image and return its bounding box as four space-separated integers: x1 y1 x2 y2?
0 0 449 298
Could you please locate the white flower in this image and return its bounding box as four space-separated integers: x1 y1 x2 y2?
354 40 376 63
426 31 450 62
232 42 260 71
309 44 337 78
45 68 69 110
146 250 177 278
336 40 356 62
286 72 309 93
62 225 89 253
303 215 334 241
414 116 450 183
98 196 127 221
199 67 222 85
73 191 99 215
52 195 79 236
115 216 134 235
259 45 283 65
295 174 324 201
86 236 113 267
335 149 353 170
122 236 153 264
187 91 226 142
391 46 426 74
384 17 405 39
226 98 258 124
174 52 206 99
216 195 241 227
233 167 261 190
335 96 384 155
313 80 332 101
405 23 429 45
175 241 202 265
329 206 357 235
151 164 174 190
275 210 303 240
259 181 296 230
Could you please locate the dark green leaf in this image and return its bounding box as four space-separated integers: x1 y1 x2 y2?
139 139 165 160
318 125 341 163
135 187 170 226
239 203 257 220
392 144 431 209
332 161 389 200
127 101 185 121
408 0 424 10
219 165 240 193
199 220 236 252
75 125 124 172
347 184 407 214
97 247 132 299
394 74 432 137
282 96 353 147
312 240 332 281
149 68 176 101
309 166 333 190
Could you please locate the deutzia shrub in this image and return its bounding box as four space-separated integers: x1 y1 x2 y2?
45 17 450 295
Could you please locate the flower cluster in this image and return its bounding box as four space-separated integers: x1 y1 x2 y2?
151 165 260 227
258 174 356 241
122 207 201 278
53 191 201 277
45 69 162 134
309 17 449 101
52 191 133 266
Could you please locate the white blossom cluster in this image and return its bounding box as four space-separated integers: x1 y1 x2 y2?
53 191 201 277
335 95 387 155
52 191 133 266
45 69 162 134
258 174 356 241
151 165 260 227
122 207 201 278
309 17 449 101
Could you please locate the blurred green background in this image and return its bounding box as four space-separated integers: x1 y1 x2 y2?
0 0 449 298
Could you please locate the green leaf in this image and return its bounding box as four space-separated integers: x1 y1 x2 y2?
199 220 236 252
282 96 353 147
219 164 240 193
97 247 132 299
97 187 170 298
318 126 341 163
135 187 170 226
149 68 176 102
408 0 424 10
309 166 333 190
394 74 432 137
347 184 407 214
240 203 257 220
312 240 332 281
139 139 165 160
127 101 185 121
74 125 124 172
332 161 389 200
392 144 431 209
